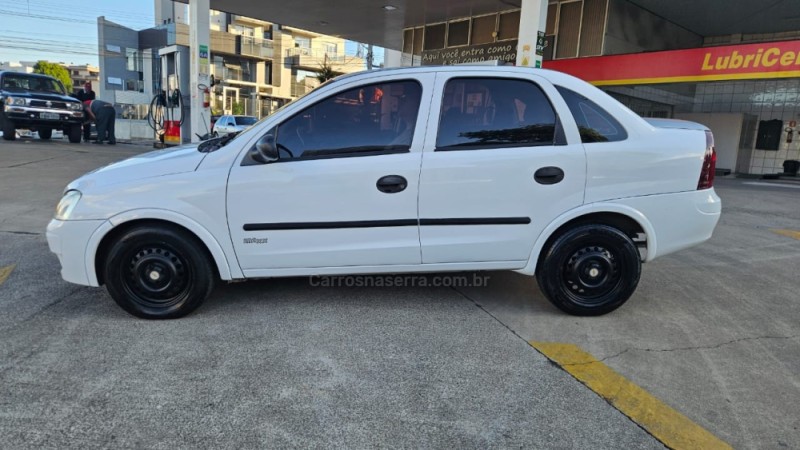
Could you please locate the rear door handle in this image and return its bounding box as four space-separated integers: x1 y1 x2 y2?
376 175 408 193
534 166 565 185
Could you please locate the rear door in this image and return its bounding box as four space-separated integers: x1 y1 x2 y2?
418 72 586 264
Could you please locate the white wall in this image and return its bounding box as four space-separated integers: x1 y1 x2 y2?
675 113 744 172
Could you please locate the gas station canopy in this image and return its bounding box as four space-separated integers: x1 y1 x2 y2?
175 0 800 49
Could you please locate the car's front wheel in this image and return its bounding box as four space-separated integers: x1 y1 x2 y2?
67 125 81 143
103 225 215 319
1 115 16 141
536 224 641 316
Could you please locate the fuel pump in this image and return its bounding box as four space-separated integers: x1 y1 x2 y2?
147 45 190 147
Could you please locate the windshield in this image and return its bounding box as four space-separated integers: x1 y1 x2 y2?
234 116 258 126
2 75 65 94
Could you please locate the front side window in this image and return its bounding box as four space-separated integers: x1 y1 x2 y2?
275 80 422 160
436 77 557 150
556 86 627 143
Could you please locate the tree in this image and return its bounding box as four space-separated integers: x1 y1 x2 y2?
232 101 245 115
33 61 71 93
315 63 342 84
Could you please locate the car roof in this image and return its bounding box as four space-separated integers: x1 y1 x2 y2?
332 65 580 84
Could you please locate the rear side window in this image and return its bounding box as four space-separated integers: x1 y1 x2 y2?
556 86 627 143
436 77 558 150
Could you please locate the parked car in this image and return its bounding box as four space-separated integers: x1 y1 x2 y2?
212 114 258 136
0 71 85 143
47 66 721 319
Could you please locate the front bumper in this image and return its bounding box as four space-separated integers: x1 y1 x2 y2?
4 105 83 128
46 219 107 287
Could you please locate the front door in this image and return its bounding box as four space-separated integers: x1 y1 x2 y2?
418 74 586 264
227 75 432 273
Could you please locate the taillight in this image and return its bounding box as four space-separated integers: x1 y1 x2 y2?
698 130 716 190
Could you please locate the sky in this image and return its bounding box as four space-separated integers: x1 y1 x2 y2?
0 0 382 67
0 0 154 66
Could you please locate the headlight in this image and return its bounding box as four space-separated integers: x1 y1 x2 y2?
6 96 26 106
55 190 82 220
67 102 83 111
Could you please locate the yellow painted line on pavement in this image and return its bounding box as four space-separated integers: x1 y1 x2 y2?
772 229 800 241
530 342 732 450
0 264 15 286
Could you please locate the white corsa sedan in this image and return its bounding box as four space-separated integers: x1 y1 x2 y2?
47 66 721 319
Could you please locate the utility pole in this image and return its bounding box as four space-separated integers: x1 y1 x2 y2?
366 44 374 70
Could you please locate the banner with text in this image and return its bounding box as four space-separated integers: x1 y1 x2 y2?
544 40 800 85
421 41 518 65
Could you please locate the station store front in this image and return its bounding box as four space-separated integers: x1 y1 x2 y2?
546 40 800 176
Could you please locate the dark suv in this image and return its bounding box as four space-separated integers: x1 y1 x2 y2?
1 71 85 142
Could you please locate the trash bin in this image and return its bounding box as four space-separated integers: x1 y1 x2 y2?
783 160 800 176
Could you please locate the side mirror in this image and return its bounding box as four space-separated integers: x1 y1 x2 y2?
250 134 279 164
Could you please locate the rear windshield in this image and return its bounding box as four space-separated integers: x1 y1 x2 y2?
2 74 65 95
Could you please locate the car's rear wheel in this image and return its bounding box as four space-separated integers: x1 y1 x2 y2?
67 125 82 143
1 115 16 141
38 127 52 140
103 225 215 319
536 224 641 316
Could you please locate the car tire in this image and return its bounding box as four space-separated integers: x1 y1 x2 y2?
67 125 82 143
1 115 16 141
103 225 216 319
536 224 641 316
38 127 52 140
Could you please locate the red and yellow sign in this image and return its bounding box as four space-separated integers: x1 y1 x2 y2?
544 40 800 86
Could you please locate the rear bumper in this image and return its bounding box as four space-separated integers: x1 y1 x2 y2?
616 188 721 261
46 219 107 287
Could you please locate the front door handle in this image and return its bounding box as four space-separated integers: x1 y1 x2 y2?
376 175 408 193
534 166 565 185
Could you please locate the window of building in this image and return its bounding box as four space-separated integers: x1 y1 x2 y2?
126 49 142 72
403 29 414 53
275 80 422 160
555 1 581 58
556 86 627 143
323 43 338 56
424 23 446 50
447 20 470 47
470 15 496 45
436 77 558 150
497 11 520 41
412 27 424 54
294 36 311 50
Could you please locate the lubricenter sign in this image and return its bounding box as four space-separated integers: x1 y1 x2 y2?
544 40 800 86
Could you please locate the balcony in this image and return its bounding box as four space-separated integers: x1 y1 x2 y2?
239 35 274 59
285 47 363 73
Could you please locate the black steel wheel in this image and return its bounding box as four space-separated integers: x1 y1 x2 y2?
104 225 215 319
536 224 641 316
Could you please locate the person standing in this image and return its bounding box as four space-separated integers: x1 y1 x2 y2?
83 99 116 145
75 81 96 142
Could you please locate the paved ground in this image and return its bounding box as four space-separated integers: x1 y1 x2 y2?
1 137 798 448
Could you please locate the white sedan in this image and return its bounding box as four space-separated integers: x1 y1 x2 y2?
212 114 258 137
47 66 720 319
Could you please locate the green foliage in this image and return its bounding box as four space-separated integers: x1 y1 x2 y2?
232 102 245 115
32 61 71 93
315 64 342 84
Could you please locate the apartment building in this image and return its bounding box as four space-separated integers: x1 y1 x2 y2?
97 1 364 121
65 64 100 94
